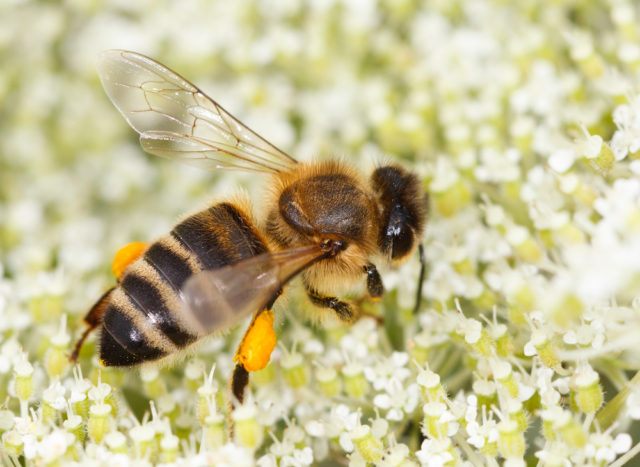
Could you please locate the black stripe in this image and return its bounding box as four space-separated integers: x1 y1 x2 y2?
121 273 196 347
171 204 268 271
100 325 143 366
171 219 231 270
101 304 166 364
220 203 269 257
144 241 195 291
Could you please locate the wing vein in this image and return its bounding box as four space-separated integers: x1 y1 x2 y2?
97 49 299 174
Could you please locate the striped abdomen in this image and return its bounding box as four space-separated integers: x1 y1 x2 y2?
99 203 268 366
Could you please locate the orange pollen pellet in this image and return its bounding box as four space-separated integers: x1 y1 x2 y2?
111 242 147 280
235 310 276 372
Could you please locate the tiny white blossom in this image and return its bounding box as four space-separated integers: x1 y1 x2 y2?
415 438 455 466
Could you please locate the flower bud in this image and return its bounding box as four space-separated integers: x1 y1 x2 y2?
505 400 528 433
175 413 193 440
555 410 586 448
422 402 454 439
432 180 471 217
493 361 518 399
591 143 615 172
45 316 71 378
531 332 561 370
234 405 263 449
64 414 84 442
316 365 341 398
473 379 497 410
281 352 308 389
508 285 536 325
381 442 417 467
204 413 226 449
252 362 276 386
508 227 542 264
196 391 218 426
492 324 514 358
185 359 204 391
130 424 155 458
573 368 603 414
141 366 165 399
351 425 383 464
70 390 89 421
342 362 369 398
497 419 525 458
160 434 179 463
2 430 23 456
156 394 178 422
410 332 432 365
88 403 112 443
13 358 34 403
105 431 127 454
417 368 444 402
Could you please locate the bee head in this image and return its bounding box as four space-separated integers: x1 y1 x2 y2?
371 165 427 261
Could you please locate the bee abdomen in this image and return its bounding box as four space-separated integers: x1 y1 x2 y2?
99 202 269 366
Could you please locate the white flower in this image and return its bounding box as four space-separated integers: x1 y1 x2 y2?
88 382 112 403
466 416 498 450
324 404 360 440
585 432 632 463
456 317 482 345
42 381 66 411
610 96 640 160
373 377 419 420
364 352 411 390
474 147 521 182
415 438 455 467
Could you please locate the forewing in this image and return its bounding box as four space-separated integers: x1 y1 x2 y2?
96 49 297 173
181 245 327 334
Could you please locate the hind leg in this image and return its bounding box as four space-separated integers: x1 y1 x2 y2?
231 293 281 404
70 287 114 362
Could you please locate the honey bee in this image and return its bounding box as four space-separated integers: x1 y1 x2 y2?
71 50 427 402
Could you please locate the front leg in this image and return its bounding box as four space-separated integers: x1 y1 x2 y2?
305 281 357 323
364 263 384 300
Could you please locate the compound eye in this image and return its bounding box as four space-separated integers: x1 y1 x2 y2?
388 223 414 260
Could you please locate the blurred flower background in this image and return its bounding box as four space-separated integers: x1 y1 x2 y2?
2 0 640 465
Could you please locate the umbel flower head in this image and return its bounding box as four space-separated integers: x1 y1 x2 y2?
3 0 640 465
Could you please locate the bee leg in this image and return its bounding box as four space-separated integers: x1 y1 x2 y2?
305 284 356 323
70 287 115 362
231 293 281 403
413 244 426 315
231 364 250 403
363 263 384 300
111 241 147 280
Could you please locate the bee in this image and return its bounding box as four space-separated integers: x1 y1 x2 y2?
71 50 427 402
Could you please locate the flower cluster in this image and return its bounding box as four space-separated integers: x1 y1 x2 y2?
2 0 640 465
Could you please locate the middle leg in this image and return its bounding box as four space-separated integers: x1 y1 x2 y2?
304 280 357 323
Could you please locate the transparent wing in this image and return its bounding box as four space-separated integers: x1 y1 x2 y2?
96 49 297 173
181 245 328 335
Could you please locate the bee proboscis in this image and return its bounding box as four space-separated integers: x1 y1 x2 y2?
71 50 427 402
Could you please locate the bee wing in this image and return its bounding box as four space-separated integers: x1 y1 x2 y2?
96 49 297 173
181 245 327 334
